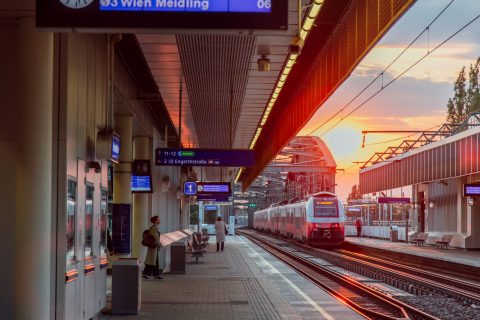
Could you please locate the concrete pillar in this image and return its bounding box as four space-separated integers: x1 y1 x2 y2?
132 136 150 260
15 17 54 319
113 115 132 255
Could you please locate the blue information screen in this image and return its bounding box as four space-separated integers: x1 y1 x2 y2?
111 134 121 163
464 184 480 196
131 175 152 192
100 0 272 13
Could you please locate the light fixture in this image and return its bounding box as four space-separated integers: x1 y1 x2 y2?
257 55 271 72
234 167 244 184
249 0 324 150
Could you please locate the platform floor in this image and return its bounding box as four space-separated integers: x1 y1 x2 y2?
103 236 365 320
345 237 480 268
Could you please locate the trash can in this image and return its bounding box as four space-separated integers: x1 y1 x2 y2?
390 226 399 242
170 241 186 274
112 258 141 315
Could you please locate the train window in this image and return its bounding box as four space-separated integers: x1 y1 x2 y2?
85 184 94 257
66 179 77 267
313 198 339 217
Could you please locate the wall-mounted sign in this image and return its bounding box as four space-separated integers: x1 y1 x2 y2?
131 160 152 193
378 197 410 204
156 148 254 167
464 184 480 197
37 0 287 30
197 182 231 195
183 181 197 196
112 204 131 254
197 194 231 202
97 131 121 163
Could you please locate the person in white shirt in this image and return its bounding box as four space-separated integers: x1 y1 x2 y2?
214 216 227 252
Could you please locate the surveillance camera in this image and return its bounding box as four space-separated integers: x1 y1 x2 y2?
289 37 304 55
257 55 270 72
289 44 301 55
87 161 102 173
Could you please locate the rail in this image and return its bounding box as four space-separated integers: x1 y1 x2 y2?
238 230 438 320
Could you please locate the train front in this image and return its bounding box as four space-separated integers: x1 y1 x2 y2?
306 194 345 246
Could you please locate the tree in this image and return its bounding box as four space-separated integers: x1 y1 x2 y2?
453 66 467 122
447 58 480 123
466 57 480 114
446 98 456 123
189 204 199 225
347 184 362 201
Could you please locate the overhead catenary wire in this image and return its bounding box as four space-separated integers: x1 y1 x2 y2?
364 124 442 146
304 0 456 137
317 10 480 138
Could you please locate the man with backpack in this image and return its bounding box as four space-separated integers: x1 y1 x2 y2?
141 216 162 280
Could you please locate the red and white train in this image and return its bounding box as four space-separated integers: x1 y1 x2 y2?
253 192 345 246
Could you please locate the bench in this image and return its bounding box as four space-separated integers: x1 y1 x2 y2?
187 240 204 264
411 232 428 246
435 234 454 250
201 228 210 242
193 232 209 253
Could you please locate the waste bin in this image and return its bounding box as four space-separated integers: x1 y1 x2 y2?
171 241 186 274
390 226 399 242
112 258 141 315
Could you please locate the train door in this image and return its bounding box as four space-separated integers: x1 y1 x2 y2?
418 191 426 232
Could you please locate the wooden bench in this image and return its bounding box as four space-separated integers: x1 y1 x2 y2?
435 234 454 250
411 232 428 246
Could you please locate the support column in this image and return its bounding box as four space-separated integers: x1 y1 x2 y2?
113 115 132 254
15 17 54 319
132 136 150 260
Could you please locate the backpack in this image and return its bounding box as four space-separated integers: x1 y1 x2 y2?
141 229 157 248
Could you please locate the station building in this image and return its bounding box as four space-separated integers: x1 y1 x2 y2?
360 123 480 250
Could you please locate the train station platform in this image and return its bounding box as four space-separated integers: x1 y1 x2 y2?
103 236 364 320
344 237 480 278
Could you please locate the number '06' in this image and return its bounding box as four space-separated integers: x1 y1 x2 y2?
257 0 272 9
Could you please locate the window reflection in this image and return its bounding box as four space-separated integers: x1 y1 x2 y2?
85 185 94 257
100 189 108 257
66 180 77 266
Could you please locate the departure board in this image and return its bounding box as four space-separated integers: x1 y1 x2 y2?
37 0 287 30
100 0 272 13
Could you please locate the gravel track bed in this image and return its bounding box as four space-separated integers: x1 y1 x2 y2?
395 296 480 320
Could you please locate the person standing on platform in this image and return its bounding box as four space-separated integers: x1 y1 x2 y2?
142 216 162 280
215 216 227 252
355 218 363 237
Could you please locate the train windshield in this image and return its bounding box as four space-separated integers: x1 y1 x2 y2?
313 198 339 217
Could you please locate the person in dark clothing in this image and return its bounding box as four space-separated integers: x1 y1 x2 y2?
355 218 362 237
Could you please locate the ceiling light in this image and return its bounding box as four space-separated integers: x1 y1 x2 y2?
257 55 271 72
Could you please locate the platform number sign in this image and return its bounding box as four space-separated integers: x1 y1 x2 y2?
184 182 197 196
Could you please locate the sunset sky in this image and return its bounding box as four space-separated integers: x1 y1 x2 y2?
299 0 480 200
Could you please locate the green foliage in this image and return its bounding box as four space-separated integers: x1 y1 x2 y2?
447 58 480 123
189 204 199 225
347 184 362 201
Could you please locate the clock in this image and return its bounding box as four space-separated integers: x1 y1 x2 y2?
59 0 94 9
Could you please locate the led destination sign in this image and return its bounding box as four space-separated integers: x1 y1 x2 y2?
100 0 272 13
37 0 287 30
156 148 255 167
464 184 480 197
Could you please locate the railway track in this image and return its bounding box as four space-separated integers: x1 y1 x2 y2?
238 230 438 320
335 249 480 303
